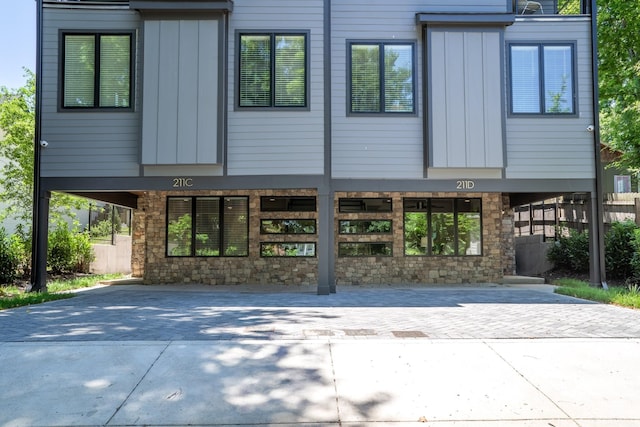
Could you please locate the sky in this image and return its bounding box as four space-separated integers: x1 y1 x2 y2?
0 0 36 90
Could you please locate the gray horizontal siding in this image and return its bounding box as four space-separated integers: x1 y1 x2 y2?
40 7 141 177
505 18 596 179
226 0 325 176
331 1 427 179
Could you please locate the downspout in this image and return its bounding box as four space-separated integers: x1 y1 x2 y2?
29 0 45 292
589 0 607 289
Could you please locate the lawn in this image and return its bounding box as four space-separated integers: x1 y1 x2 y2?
0 274 123 310
554 278 640 309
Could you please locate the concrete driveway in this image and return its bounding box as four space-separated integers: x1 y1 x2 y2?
1 284 639 426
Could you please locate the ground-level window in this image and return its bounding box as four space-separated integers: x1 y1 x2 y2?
260 243 316 257
339 198 392 213
404 198 482 256
260 219 316 234
339 220 392 234
166 196 248 257
338 242 393 257
260 196 316 212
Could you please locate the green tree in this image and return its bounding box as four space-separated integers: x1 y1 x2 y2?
0 70 87 232
597 0 640 171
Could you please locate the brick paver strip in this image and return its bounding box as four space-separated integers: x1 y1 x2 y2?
2 286 640 341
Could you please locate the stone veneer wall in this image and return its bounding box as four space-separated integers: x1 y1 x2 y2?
131 190 515 286
501 194 516 276
134 189 318 285
335 192 508 285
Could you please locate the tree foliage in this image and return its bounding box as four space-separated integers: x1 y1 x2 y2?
598 0 640 171
0 70 87 231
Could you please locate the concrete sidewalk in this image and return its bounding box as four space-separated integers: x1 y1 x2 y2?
1 285 640 426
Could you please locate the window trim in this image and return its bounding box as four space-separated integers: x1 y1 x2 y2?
346 39 417 116
59 30 135 111
235 30 310 110
507 41 578 117
165 196 249 258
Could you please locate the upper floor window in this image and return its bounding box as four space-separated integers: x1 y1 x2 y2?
348 41 416 115
62 32 133 109
238 32 308 108
509 43 576 115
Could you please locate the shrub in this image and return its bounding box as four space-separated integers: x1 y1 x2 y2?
547 228 590 272
0 228 21 285
630 228 640 279
605 220 638 279
48 225 95 274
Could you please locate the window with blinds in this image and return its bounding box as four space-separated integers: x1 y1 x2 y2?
238 32 307 108
509 43 576 115
62 33 132 109
166 196 249 257
349 41 415 114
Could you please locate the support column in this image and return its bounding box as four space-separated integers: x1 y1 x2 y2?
588 191 607 289
30 191 51 292
317 190 335 295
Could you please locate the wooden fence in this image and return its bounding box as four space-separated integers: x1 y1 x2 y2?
514 193 640 240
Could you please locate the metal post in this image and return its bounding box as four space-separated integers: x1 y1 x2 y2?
29 0 45 292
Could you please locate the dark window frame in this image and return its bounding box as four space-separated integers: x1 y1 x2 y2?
403 198 483 257
60 30 135 111
260 242 317 257
260 219 317 235
338 242 393 257
338 198 393 213
236 30 310 110
260 196 317 212
166 196 249 258
338 220 393 234
347 39 417 116
507 41 578 116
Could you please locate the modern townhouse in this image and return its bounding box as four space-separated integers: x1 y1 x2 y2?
32 0 604 293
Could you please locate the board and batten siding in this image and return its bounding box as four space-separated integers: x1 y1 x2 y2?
505 18 595 179
428 29 505 169
40 7 142 177
141 19 220 166
331 0 507 179
226 0 325 176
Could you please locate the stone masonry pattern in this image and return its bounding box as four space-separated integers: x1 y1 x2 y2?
133 190 514 286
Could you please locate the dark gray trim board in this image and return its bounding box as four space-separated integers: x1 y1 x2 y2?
416 13 515 26
130 0 233 13
40 176 596 195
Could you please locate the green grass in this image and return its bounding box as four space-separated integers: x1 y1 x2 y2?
554 278 640 309
0 273 123 310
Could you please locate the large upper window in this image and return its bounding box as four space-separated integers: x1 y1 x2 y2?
348 41 415 114
509 43 576 115
167 197 248 257
62 33 133 109
238 32 308 108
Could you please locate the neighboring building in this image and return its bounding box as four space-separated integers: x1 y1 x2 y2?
33 0 604 292
600 144 638 194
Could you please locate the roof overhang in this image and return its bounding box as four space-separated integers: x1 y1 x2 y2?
416 13 515 26
130 0 233 15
